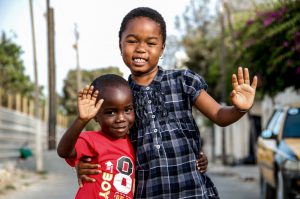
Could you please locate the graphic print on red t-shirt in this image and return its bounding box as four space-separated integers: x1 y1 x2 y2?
66 131 135 199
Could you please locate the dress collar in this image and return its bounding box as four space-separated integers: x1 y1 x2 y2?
128 66 164 91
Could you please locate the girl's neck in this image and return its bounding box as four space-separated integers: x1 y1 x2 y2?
131 66 158 86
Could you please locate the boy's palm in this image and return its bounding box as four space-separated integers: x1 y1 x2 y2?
78 86 103 122
231 67 257 111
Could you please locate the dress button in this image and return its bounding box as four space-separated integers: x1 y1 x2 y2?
148 100 152 104
151 115 155 119
153 129 158 133
155 145 160 150
146 87 150 90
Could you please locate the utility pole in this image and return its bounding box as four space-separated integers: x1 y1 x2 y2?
29 0 43 171
47 0 56 150
220 0 227 165
73 23 81 91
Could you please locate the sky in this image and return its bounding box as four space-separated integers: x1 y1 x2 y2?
0 0 215 95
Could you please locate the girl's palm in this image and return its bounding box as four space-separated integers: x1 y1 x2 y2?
231 67 257 111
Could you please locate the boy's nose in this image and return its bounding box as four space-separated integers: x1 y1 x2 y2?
116 113 126 122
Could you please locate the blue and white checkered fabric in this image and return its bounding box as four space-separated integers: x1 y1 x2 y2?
128 67 219 198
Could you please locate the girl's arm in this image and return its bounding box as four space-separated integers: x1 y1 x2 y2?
195 67 257 127
57 85 103 158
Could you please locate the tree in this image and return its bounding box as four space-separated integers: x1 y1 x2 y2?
236 0 300 96
0 32 38 100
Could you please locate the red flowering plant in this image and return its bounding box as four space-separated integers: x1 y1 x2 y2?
236 0 300 97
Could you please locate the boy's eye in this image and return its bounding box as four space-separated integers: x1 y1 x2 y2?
125 107 134 114
105 111 116 115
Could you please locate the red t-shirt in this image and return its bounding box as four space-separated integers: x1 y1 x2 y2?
66 131 135 199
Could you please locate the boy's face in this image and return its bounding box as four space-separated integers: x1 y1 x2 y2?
119 17 165 77
95 87 135 139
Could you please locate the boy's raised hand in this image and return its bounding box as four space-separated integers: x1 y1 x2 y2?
78 85 103 123
230 67 257 111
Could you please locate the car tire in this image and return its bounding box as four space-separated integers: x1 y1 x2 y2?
276 170 288 199
260 174 275 199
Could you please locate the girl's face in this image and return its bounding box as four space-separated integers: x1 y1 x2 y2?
95 87 135 139
119 17 165 77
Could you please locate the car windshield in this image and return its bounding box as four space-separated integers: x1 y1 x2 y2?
282 108 300 138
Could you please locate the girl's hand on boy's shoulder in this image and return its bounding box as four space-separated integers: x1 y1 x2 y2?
230 67 257 111
76 156 102 187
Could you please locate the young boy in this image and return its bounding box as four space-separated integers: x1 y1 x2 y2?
77 6 257 198
57 74 136 199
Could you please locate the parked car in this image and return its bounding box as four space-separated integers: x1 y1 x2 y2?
256 103 300 199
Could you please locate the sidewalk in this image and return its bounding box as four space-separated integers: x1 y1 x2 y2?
0 150 77 199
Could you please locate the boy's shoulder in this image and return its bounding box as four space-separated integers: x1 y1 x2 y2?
79 131 101 139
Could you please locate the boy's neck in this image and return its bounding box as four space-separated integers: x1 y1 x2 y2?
131 66 158 86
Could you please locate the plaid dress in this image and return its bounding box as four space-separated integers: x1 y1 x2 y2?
128 67 219 199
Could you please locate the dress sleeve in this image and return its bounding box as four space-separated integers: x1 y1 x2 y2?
182 69 208 103
65 134 96 167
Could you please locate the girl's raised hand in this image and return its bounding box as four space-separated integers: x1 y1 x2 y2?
77 85 103 122
230 67 257 112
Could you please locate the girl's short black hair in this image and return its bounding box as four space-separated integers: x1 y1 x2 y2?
91 74 131 101
118 7 166 45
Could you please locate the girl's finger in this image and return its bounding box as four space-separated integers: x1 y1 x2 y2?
237 67 244 85
244 68 250 84
251 76 258 89
232 74 238 90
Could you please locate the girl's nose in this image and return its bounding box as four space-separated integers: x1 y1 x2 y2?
136 42 146 53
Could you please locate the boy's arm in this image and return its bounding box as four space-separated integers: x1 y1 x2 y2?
195 67 257 127
57 85 103 158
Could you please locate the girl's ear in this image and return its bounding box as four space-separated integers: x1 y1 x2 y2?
160 44 165 57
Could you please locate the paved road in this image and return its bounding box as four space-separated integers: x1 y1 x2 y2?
0 151 260 199
209 166 260 199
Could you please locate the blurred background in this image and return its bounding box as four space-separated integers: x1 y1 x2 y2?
0 0 299 198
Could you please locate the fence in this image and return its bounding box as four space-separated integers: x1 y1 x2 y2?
0 107 65 161
0 90 68 127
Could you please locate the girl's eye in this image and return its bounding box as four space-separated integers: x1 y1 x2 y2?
148 42 157 46
127 40 137 43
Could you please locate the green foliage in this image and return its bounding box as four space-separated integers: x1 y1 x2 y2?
0 32 36 99
236 0 300 96
62 67 123 130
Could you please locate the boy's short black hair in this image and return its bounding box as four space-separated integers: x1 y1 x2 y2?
91 74 130 101
118 7 166 45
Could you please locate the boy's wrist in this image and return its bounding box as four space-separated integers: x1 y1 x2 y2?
76 117 90 125
234 106 249 113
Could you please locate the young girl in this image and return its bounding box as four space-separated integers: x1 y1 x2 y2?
57 74 136 199
78 7 257 198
